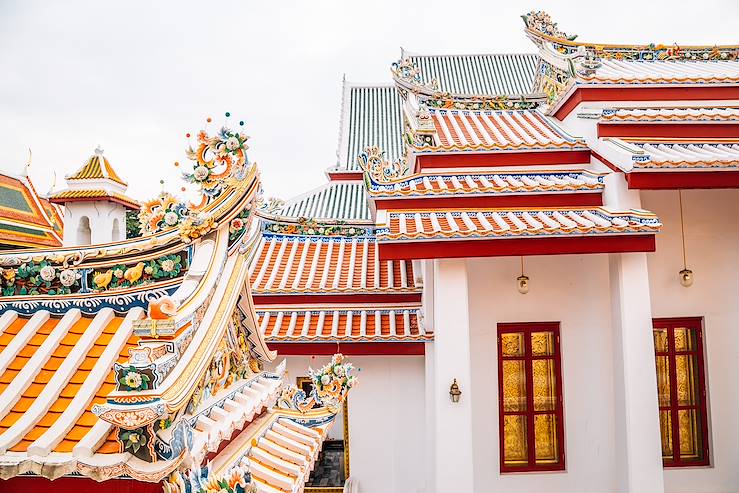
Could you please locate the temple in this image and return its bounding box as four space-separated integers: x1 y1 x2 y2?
0 10 737 493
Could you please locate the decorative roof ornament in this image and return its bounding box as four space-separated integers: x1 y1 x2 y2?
138 192 188 236
522 11 577 41
183 124 251 201
278 353 357 412
391 57 439 93
357 146 409 183
415 103 435 132
577 49 602 77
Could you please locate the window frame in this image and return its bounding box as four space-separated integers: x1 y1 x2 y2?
652 317 710 468
497 322 566 473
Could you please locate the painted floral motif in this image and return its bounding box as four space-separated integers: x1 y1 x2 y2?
121 428 148 453
139 192 189 236
183 126 250 200
1 260 81 296
91 254 184 291
228 208 251 242
118 366 151 391
179 213 215 243
265 217 369 237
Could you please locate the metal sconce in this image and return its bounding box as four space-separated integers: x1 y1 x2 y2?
677 191 693 287
517 257 529 294
449 379 461 403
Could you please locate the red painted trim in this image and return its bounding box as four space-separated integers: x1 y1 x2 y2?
598 122 739 139
591 150 624 173
652 317 710 467
327 172 364 181
627 171 739 189
555 86 739 120
497 322 565 472
268 342 426 356
377 235 656 261
373 192 602 210
0 477 161 493
416 150 590 170
252 293 422 305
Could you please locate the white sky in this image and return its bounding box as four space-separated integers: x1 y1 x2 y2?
1 0 737 202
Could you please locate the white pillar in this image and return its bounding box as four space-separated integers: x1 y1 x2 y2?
424 340 436 493
610 252 665 493
432 258 474 492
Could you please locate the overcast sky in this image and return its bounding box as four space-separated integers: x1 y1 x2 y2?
1 0 737 202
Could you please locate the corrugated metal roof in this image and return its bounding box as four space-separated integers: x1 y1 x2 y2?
279 181 371 222
343 85 404 171
408 53 539 96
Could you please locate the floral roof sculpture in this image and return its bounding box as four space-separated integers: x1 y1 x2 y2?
0 114 354 493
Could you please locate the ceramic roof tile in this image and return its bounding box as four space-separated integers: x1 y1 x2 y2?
377 207 661 241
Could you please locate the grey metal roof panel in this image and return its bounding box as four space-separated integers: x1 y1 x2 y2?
343 85 404 171
279 181 371 222
408 53 539 96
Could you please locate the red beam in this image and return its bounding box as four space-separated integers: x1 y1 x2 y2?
0 477 161 493
598 122 739 139
416 150 590 170
373 192 602 211
327 172 364 181
268 342 426 356
627 171 739 189
252 293 422 305
377 235 656 260
590 150 624 173
554 86 739 120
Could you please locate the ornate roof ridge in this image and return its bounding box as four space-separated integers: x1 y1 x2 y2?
523 10 739 60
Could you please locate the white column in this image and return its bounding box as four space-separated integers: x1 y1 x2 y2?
610 252 665 493
432 258 474 492
424 340 436 493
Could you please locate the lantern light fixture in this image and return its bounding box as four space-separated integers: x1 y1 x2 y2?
449 379 461 403
677 191 693 288
517 256 529 294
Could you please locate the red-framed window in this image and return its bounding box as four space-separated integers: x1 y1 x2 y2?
652 317 710 467
497 322 565 472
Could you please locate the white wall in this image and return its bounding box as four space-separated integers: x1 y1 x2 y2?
466 254 618 493
62 201 127 246
273 355 426 493
642 189 739 493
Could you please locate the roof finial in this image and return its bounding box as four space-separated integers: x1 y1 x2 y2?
23 148 32 176
94 145 104 156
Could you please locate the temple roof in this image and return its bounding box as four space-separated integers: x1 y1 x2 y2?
0 173 63 249
276 181 371 222
376 207 661 241
337 84 404 172
250 233 418 294
48 189 140 209
366 170 604 198
601 106 739 123
602 140 739 171
406 52 538 96
579 59 739 85
419 108 585 152
67 147 127 187
258 305 428 342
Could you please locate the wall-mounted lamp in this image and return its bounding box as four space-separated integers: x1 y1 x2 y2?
677 191 693 288
449 379 461 403
517 257 529 294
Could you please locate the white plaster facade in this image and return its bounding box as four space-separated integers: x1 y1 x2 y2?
62 200 127 246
